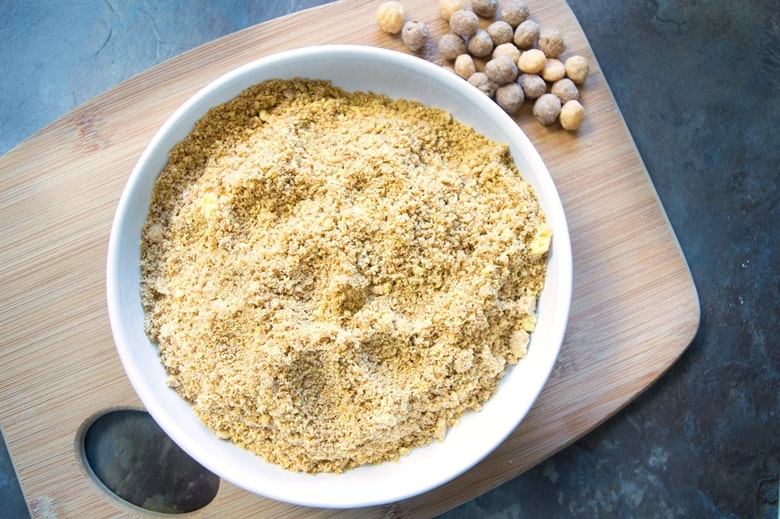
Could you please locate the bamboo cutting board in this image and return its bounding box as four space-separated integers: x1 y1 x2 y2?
0 0 699 517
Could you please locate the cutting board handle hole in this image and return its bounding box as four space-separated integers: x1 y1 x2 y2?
76 408 220 514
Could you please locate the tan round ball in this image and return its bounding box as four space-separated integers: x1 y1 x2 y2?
517 49 546 74
565 55 590 84
449 9 480 37
496 83 525 114
513 19 540 49
487 21 514 46
438 33 467 60
467 29 494 58
538 28 566 58
551 78 579 103
492 42 521 62
560 100 585 130
533 93 562 125
518 73 547 99
468 72 496 97
472 0 498 18
402 20 429 52
541 58 566 82
376 1 405 34
485 56 519 85
439 0 466 21
454 53 477 79
500 0 530 27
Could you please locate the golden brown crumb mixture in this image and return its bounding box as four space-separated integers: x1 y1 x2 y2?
140 78 551 473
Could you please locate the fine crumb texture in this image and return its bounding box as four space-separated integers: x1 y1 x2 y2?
140 79 550 474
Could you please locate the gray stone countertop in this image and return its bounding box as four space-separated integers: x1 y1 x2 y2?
0 1 777 518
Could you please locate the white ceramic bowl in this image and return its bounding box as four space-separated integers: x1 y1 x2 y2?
106 44 572 509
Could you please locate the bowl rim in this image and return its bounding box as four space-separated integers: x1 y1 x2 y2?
106 44 572 509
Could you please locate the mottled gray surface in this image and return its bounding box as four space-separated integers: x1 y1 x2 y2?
1 1 778 518
83 411 219 513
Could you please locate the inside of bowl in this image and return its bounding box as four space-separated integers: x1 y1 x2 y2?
107 45 572 509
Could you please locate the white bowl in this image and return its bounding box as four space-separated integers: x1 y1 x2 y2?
106 44 572 509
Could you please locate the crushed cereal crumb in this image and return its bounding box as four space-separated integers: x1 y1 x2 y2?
140 78 550 474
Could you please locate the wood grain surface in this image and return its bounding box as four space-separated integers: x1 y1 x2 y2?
0 0 699 517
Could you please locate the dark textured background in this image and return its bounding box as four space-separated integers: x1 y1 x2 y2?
1 1 777 517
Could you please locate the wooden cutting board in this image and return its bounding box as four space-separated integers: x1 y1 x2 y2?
0 0 699 517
